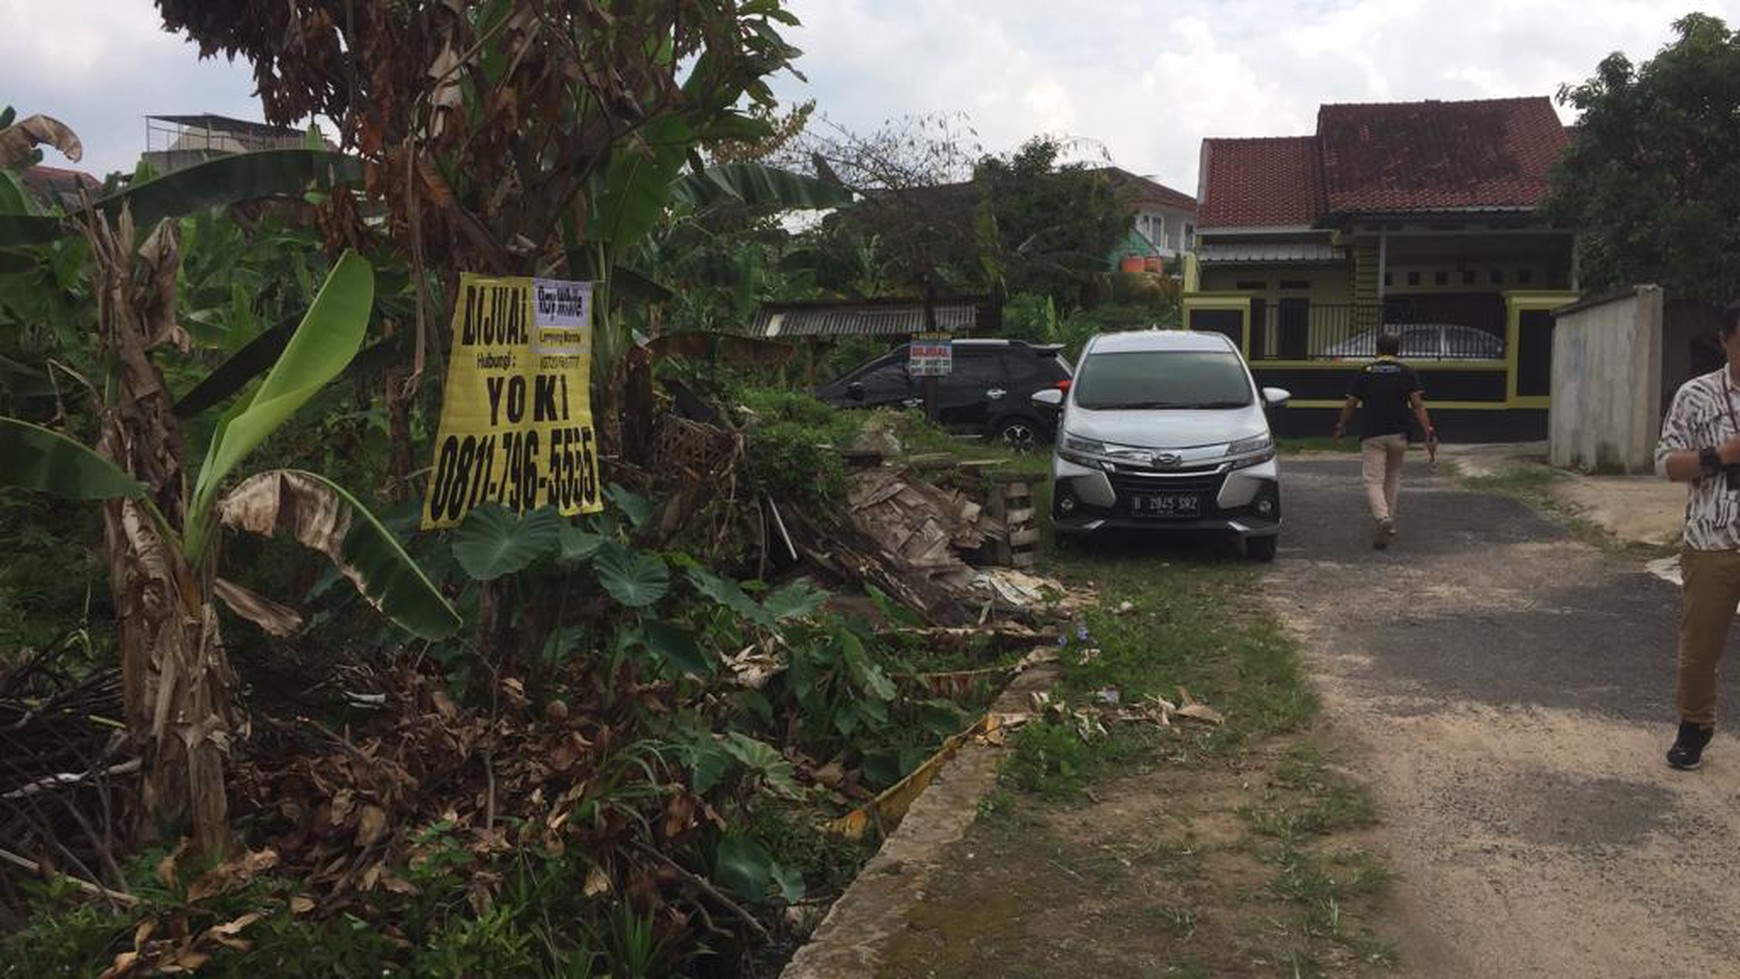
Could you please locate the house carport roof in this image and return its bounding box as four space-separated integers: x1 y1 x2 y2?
1196 240 1343 263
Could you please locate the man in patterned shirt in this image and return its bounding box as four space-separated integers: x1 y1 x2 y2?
1656 302 1740 770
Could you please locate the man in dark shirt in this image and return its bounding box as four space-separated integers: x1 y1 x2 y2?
1332 333 1437 549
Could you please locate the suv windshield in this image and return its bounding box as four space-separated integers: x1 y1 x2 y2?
1072 350 1253 410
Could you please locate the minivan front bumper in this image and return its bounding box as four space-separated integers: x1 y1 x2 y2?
1049 455 1281 538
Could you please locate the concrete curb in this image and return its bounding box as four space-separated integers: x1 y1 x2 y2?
779 666 1057 978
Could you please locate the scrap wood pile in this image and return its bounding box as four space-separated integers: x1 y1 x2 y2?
779 466 1017 626
0 647 135 902
625 379 1082 629
772 459 1084 628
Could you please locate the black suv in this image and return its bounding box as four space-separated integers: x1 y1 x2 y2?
814 339 1073 449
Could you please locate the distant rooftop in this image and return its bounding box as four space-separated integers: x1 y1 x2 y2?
143 113 326 174
20 165 101 209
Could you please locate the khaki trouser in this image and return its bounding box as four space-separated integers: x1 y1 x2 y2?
1679 548 1740 726
1360 433 1408 524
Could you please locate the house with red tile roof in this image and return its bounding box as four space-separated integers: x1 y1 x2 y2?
20 164 101 210
1182 96 1581 440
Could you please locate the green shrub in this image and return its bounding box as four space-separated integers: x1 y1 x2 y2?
1003 719 1097 798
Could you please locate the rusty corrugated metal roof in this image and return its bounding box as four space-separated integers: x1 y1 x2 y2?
755 301 982 338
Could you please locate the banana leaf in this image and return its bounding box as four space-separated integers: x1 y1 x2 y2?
0 214 61 247
186 250 373 559
669 162 854 211
0 417 145 499
587 115 694 249
172 313 299 418
0 149 363 249
92 149 362 229
218 469 461 641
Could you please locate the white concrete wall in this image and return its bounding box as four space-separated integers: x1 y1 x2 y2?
1550 286 1662 473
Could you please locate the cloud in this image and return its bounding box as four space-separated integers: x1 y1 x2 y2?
4 0 1734 197
0 0 264 177
774 0 1738 194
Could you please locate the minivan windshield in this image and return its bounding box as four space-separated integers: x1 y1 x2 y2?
1071 350 1254 410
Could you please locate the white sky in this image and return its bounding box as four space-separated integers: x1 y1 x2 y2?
2 0 1733 193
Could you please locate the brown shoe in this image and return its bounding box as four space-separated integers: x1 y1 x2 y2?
1372 519 1393 550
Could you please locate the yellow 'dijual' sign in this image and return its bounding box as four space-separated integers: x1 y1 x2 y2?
420 274 603 529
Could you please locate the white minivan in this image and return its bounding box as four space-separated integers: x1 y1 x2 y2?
1030 330 1289 561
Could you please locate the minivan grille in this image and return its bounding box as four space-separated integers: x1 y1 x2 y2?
1108 470 1226 498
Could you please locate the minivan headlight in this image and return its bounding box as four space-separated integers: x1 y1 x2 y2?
1059 434 1110 469
1225 433 1275 469
1062 434 1107 456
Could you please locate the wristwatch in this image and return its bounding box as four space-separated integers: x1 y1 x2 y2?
1700 446 1722 478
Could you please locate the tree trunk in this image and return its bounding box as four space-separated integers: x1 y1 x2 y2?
103 500 237 856
87 211 241 857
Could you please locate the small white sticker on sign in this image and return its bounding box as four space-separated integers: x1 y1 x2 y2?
532 279 592 356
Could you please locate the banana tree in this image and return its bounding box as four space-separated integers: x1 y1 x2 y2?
579 148 856 374
0 235 458 856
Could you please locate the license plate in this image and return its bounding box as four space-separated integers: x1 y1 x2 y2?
1131 493 1200 518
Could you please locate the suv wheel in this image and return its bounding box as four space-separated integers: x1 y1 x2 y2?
992 417 1041 453
1245 536 1278 562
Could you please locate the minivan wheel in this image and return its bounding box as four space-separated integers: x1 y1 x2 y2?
993 417 1041 452
1245 535 1278 562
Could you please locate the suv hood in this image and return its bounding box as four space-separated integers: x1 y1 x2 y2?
1061 404 1267 450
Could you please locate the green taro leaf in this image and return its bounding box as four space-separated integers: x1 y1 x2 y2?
186 249 374 561
713 834 775 900
771 861 806 903
720 732 800 798
688 738 733 795
595 541 670 608
217 469 461 641
687 568 773 627
452 504 563 581
556 522 605 566
762 580 829 622
642 619 709 676
605 482 654 529
0 418 146 501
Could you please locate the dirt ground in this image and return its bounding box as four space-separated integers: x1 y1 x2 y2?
873 739 1391 979
1271 456 1740 978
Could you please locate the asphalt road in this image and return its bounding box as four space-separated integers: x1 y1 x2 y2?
1268 455 1740 978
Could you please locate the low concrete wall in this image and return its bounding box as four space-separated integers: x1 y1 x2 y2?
1550 286 1662 474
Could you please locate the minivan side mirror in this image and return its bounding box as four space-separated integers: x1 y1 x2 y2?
1030 388 1065 409
1262 387 1291 408
848 381 866 401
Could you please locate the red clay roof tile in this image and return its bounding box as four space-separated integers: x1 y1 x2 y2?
1198 136 1324 228
1316 97 1567 214
1199 97 1568 229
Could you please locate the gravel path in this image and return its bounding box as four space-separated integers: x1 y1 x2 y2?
1269 456 1740 978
